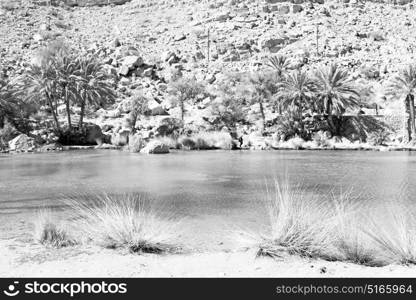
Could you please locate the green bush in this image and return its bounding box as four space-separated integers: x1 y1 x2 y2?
276 110 309 141
178 131 233 150
367 129 390 146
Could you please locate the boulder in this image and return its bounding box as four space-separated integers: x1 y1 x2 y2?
140 140 170 154
121 55 143 70
259 37 287 53
292 4 303 13
213 12 231 22
279 5 290 14
8 134 38 152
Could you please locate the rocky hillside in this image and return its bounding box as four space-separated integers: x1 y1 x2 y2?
2 0 416 76
1 0 415 148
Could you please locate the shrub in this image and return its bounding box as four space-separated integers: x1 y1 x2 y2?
178 131 233 150
367 129 390 146
278 136 306 150
276 110 308 141
126 94 149 133
312 130 332 148
178 136 196 150
168 78 206 121
128 133 145 153
155 136 180 149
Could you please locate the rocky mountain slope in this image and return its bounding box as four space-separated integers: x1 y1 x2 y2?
1 0 415 149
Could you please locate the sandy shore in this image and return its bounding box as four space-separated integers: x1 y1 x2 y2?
1 238 416 277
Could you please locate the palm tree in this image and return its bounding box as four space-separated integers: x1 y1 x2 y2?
277 70 317 114
385 64 416 142
314 64 360 135
52 50 79 130
74 54 116 129
266 55 290 77
168 78 205 121
54 51 80 131
246 72 277 133
22 61 62 132
0 78 13 127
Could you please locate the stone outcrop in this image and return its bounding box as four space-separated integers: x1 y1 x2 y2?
8 134 38 152
140 140 169 154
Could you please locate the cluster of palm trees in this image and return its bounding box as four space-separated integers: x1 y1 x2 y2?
2 44 416 144
244 56 362 137
234 55 416 142
4 42 116 137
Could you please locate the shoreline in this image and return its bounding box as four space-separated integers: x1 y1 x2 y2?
2 144 416 154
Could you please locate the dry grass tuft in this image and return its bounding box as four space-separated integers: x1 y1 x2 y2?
365 203 416 265
33 210 76 248
257 181 337 259
68 194 183 254
255 180 414 267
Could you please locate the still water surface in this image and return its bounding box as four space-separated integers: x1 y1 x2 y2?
0 150 415 247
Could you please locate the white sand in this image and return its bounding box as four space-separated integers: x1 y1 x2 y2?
1 239 416 277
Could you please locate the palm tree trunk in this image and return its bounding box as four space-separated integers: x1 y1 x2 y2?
259 101 265 134
65 86 71 130
325 96 337 135
46 93 60 132
405 94 412 142
79 99 85 129
79 90 86 129
325 96 331 116
180 99 185 121
409 94 416 142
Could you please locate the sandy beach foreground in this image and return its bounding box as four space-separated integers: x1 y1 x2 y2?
1 239 416 278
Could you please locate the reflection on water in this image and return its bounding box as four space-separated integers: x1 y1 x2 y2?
0 150 415 217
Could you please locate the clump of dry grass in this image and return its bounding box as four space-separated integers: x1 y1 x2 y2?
255 180 416 267
257 181 338 259
365 203 416 265
329 191 383 266
69 194 183 254
33 210 76 248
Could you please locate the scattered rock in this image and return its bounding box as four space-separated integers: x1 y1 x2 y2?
140 140 170 154
8 134 38 152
